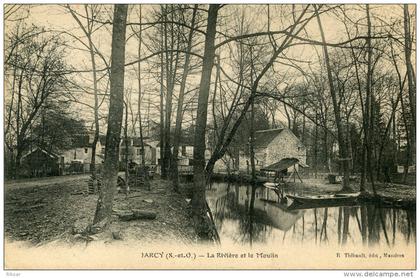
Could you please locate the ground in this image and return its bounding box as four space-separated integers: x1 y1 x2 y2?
5 174 197 246
4 174 415 246
285 178 416 208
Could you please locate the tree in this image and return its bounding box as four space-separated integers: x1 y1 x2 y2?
171 5 199 192
191 4 220 237
31 103 88 153
314 5 351 191
4 25 70 178
205 5 312 178
67 4 106 192
403 4 416 165
93 4 128 225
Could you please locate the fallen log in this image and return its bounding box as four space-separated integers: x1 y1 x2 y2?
71 191 87 196
117 209 157 221
126 194 142 199
13 203 45 213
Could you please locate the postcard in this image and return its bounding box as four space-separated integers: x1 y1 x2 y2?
3 3 416 271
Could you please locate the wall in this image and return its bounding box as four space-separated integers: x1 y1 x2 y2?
238 129 307 173
126 145 155 165
61 141 102 164
263 129 306 167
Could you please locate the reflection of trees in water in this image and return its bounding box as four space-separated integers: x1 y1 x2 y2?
237 185 271 245
209 183 415 247
335 205 415 247
211 183 270 244
320 208 329 242
212 183 236 230
285 205 415 247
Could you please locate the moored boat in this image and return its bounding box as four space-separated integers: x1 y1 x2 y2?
286 192 360 210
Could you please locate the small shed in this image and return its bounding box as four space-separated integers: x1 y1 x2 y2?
261 158 300 172
261 157 308 183
21 147 62 177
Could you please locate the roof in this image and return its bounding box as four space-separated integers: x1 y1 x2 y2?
261 157 300 172
73 135 91 148
254 128 284 149
146 141 160 148
21 147 59 160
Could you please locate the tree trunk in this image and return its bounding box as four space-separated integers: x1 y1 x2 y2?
315 6 351 191
314 112 318 178
136 5 148 189
124 101 129 193
171 5 198 192
249 48 258 210
93 4 128 225
89 39 100 190
163 5 174 179
68 5 101 191
403 4 416 165
191 4 219 236
159 25 166 178
365 4 377 194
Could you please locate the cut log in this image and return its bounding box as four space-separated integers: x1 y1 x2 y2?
126 194 142 199
13 204 45 213
71 191 86 195
117 209 157 221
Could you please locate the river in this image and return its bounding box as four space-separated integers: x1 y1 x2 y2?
206 182 416 248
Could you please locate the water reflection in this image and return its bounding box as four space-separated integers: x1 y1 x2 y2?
206 182 416 247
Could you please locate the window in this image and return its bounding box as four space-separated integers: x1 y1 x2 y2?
137 148 144 155
84 148 88 154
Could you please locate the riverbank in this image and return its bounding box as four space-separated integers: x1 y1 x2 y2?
5 175 197 246
210 173 416 210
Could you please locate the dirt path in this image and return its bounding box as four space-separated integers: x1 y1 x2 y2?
5 175 197 246
5 174 90 190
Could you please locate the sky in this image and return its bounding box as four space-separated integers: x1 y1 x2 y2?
4 4 415 136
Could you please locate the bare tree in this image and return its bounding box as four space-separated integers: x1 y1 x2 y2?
93 4 128 225
191 4 220 237
67 4 104 192
314 5 351 191
171 5 199 191
4 27 69 178
403 4 416 165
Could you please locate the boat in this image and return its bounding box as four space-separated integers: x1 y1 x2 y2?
263 182 279 190
286 192 360 210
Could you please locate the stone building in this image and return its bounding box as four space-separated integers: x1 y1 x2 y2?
238 128 307 173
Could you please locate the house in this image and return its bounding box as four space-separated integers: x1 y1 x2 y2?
150 141 212 174
119 137 156 166
238 128 307 173
153 142 196 166
61 132 104 172
20 147 62 177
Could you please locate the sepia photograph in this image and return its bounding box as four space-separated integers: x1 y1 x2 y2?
2 2 417 271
